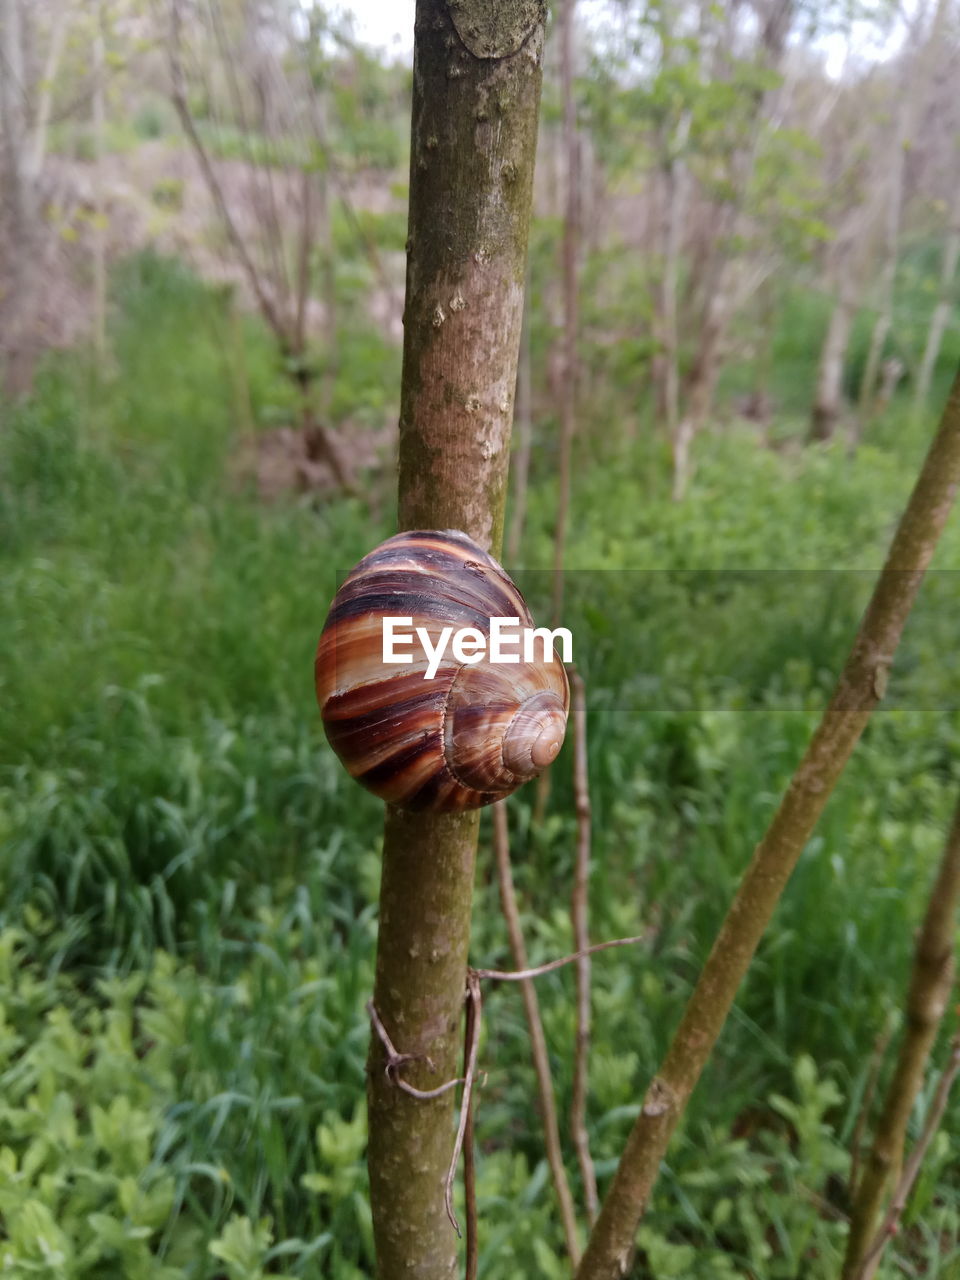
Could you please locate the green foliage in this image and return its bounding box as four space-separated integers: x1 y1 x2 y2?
151 179 185 212
2 249 959 1276
0 927 182 1278
134 98 179 142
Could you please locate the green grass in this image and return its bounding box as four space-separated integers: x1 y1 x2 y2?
1 249 959 1277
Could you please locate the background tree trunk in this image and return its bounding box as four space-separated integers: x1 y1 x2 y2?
653 112 690 436
915 165 960 413
552 0 579 623
841 795 960 1279
92 3 107 365
367 4 546 1276
810 268 858 441
0 0 32 393
858 0 950 422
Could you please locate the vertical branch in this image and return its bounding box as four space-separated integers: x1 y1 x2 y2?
552 0 579 625
914 163 960 414
857 0 949 424
848 1014 895 1202
856 1032 960 1280
367 4 547 1276
0 0 30 392
570 670 597 1223
27 3 69 180
841 795 960 1280
492 801 583 1266
576 367 960 1280
655 114 689 439
507 289 532 565
461 977 480 1280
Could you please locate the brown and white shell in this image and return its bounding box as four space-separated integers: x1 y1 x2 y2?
315 529 570 812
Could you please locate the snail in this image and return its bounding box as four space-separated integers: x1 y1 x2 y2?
315 529 570 812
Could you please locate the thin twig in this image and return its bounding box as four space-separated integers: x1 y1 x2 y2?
366 1000 464 1100
473 936 645 983
444 974 483 1237
463 976 480 1280
492 801 582 1266
842 794 960 1280
857 1030 960 1280
848 1014 895 1202
570 670 598 1223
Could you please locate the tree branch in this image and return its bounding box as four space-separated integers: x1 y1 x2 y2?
570 669 598 1223
576 365 960 1280
492 801 583 1266
856 1031 960 1280
842 794 960 1280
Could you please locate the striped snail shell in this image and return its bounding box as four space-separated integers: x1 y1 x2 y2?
315 529 570 812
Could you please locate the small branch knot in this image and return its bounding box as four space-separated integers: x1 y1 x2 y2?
642 1077 675 1118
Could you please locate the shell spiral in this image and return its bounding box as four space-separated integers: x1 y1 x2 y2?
315 530 570 812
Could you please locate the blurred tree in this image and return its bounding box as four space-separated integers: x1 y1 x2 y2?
0 0 71 393
857 0 953 432
166 0 391 487
915 159 960 412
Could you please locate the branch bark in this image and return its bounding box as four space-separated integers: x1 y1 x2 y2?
841 795 960 1280
92 1 106 365
575 365 960 1280
367 4 546 1276
857 1032 960 1280
858 0 950 424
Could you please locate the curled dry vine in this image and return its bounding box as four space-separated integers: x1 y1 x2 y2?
367 935 646 1245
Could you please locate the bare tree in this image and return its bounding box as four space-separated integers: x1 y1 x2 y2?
671 0 796 498
552 0 580 623
842 794 960 1279
858 0 952 425
0 0 70 392
915 160 960 413
167 0 352 485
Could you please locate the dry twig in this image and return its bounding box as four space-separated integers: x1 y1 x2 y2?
842 795 960 1279
444 973 483 1237
367 1000 464 1101
848 1014 895 1201
462 976 480 1280
570 670 598 1222
856 1031 960 1279
492 801 582 1265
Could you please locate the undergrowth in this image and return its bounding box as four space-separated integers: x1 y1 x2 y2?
1 251 958 1277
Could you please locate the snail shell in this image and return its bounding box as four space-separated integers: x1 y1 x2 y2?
315 530 570 812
